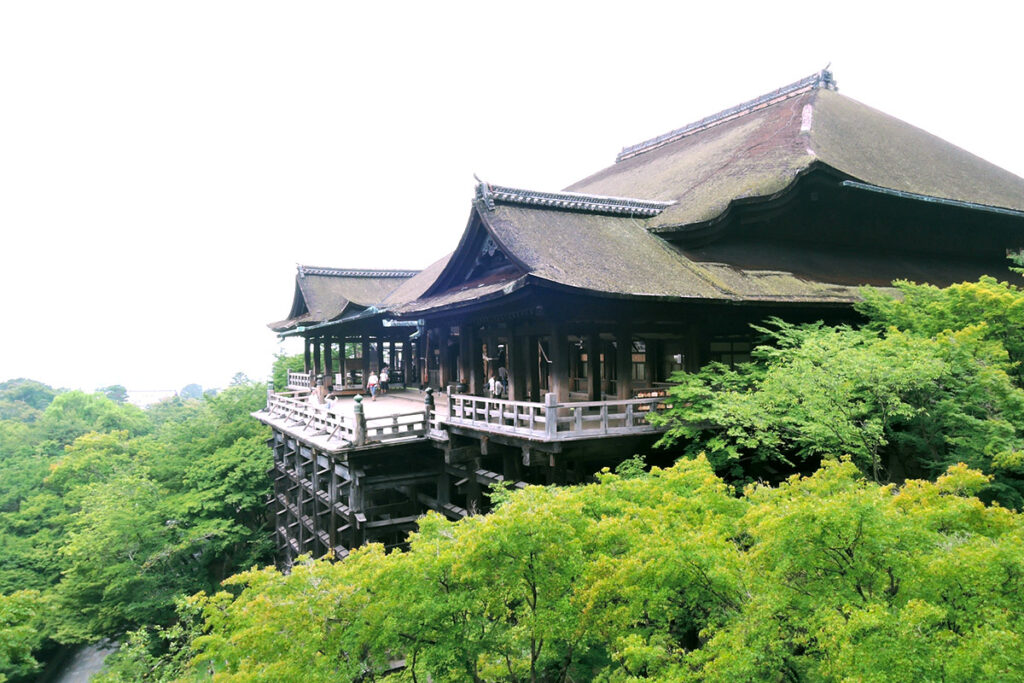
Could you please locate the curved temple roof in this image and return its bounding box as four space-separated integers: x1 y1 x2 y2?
269 266 418 332
269 70 1024 329
566 70 1024 230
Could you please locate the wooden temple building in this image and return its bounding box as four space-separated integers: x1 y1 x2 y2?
254 70 1024 564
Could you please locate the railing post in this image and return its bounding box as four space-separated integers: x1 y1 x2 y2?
353 395 366 446
544 392 558 439
446 385 453 421
424 387 435 430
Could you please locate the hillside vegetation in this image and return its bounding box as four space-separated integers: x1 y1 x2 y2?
3 277 1024 682
0 380 272 681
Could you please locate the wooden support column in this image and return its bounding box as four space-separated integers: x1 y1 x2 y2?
361 337 370 384
328 465 338 549
313 337 322 376
423 329 432 386
526 335 540 402
339 338 348 386
644 337 658 386
506 333 519 400
587 332 602 401
503 450 522 482
616 327 633 399
438 327 451 388
402 339 412 386
549 324 570 403
436 469 450 507
349 469 365 548
458 326 471 388
486 334 499 383
470 327 485 396
303 338 312 372
466 456 483 515
324 337 333 382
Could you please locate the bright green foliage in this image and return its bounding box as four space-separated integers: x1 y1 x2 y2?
859 277 1024 384
271 353 304 391
33 391 151 457
651 320 1024 507
93 598 205 683
0 380 273 671
172 459 1024 682
0 590 43 682
0 378 57 423
54 473 187 642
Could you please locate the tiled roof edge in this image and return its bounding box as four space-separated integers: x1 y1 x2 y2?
616 69 838 162
297 265 420 279
474 181 674 217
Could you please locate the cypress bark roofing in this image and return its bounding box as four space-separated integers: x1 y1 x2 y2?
566 75 1024 229
269 267 418 332
386 199 868 316
268 70 1024 328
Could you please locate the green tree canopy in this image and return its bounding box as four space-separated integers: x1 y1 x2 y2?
650 317 1024 508
155 458 1024 682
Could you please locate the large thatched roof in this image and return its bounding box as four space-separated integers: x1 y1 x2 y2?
566 70 1024 230
269 70 1024 328
269 266 418 332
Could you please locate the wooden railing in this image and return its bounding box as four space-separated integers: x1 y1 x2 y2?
263 393 429 447
261 387 668 448
444 391 670 441
287 370 314 391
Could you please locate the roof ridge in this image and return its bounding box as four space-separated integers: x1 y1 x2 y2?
475 181 674 217
616 69 837 163
297 265 420 279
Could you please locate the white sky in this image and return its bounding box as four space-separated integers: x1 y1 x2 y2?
2 2 1022 394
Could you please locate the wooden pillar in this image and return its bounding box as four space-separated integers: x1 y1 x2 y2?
402 339 412 386
436 469 450 507
458 326 471 388
616 327 633 399
313 337 322 376
602 338 615 397
505 333 519 400
526 335 540 402
324 337 334 382
643 337 657 386
328 464 338 550
549 324 570 402
485 334 500 380
423 329 432 386
361 337 370 384
438 327 451 388
339 338 348 387
303 338 312 372
587 332 601 401
388 340 396 370
512 331 530 403
469 327 485 396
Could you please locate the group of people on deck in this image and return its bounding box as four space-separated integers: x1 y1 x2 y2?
365 366 390 401
488 365 508 398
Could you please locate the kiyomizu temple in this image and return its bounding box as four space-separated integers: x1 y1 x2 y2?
253 70 1024 564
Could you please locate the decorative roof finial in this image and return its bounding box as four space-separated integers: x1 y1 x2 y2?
474 175 496 211
818 64 837 91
